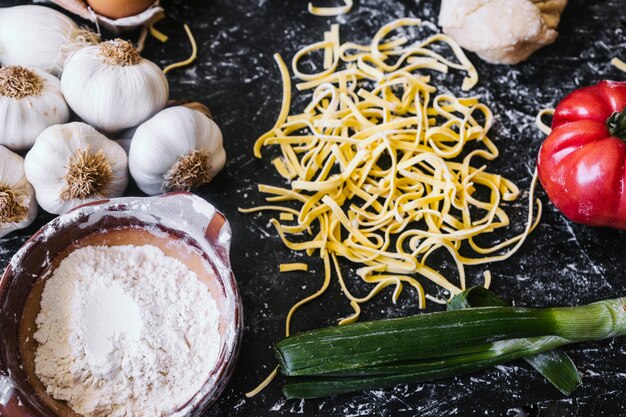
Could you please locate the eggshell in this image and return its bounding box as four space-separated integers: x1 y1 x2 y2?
86 0 155 19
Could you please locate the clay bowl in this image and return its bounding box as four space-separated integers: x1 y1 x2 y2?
0 192 243 416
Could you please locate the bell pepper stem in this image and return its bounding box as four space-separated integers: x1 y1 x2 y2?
606 106 626 140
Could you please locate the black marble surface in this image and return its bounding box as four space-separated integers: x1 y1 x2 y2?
2 0 626 416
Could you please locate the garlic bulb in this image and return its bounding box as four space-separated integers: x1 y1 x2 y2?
0 66 70 151
129 106 226 196
0 145 37 238
61 39 168 133
25 122 128 214
0 5 98 76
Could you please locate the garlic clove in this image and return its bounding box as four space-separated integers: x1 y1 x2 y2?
0 66 70 151
61 39 169 133
129 106 226 196
24 122 128 214
0 145 37 238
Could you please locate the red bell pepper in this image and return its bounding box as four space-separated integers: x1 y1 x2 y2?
537 80 626 229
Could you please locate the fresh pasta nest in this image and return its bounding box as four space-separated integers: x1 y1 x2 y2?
242 19 541 328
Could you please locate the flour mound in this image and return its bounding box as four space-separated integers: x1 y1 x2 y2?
34 244 221 417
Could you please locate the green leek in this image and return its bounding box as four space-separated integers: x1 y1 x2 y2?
276 295 626 398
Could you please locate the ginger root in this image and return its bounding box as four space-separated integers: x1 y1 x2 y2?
439 0 568 65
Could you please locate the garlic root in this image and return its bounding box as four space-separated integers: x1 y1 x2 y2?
0 145 37 237
0 185 27 224
61 148 113 200
163 150 214 192
98 39 141 66
0 66 43 99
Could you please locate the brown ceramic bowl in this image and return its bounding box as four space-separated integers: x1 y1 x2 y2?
0 192 243 416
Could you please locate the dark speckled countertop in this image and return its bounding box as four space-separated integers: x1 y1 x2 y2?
2 0 626 416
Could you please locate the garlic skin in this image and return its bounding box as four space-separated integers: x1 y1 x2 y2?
0 146 37 238
129 106 226 196
61 39 168 133
24 122 128 214
0 5 95 76
0 66 70 151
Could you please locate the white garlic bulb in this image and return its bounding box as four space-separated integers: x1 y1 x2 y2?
0 66 70 151
0 5 98 76
0 145 37 238
61 39 168 133
25 122 128 214
129 105 226 196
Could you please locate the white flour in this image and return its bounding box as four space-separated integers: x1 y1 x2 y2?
33 244 221 417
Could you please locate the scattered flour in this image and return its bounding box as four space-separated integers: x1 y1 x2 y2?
33 244 221 417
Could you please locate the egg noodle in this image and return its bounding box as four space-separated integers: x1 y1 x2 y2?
279 263 310 272
612 57 626 73
535 108 554 135
241 18 541 396
308 0 353 16
162 24 197 74
145 16 198 75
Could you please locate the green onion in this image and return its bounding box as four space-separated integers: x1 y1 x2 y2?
276 296 626 398
447 287 581 396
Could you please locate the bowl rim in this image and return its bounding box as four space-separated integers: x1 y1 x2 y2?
0 192 243 417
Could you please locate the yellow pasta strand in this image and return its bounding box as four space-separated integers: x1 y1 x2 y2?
163 24 197 75
280 263 309 272
254 54 291 158
612 57 626 72
245 367 278 398
280 212 295 221
308 0 353 16
483 270 492 289
536 108 555 135
148 15 169 43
